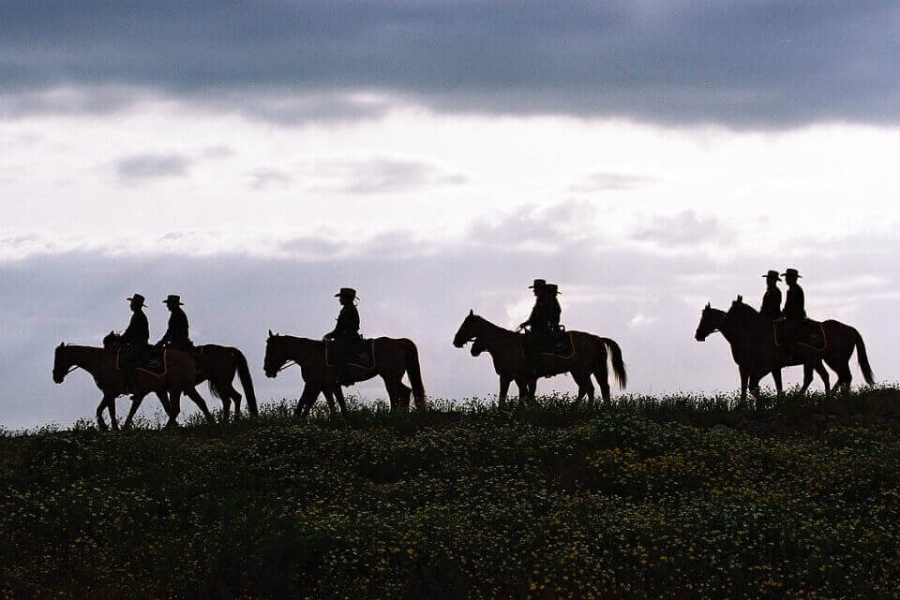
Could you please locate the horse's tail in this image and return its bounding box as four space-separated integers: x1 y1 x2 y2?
852 328 875 385
599 337 627 389
233 348 259 417
401 339 426 409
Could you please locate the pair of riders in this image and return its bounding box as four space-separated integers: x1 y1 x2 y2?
518 279 563 374
760 268 806 359
323 287 361 385
118 293 194 393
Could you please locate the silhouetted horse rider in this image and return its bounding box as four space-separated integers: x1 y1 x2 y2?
760 270 782 319
780 268 806 360
518 279 558 375
324 287 361 385
119 293 151 395
156 294 194 351
546 283 562 330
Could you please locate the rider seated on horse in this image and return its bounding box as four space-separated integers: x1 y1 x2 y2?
323 287 361 385
760 270 782 320
779 268 806 360
156 294 194 351
119 293 151 396
518 279 562 375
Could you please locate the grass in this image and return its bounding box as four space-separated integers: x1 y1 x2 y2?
1 388 899 599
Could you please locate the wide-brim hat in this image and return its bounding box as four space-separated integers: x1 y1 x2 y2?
781 268 802 278
546 283 561 295
762 270 782 281
528 279 547 290
335 287 357 299
127 294 146 308
163 294 184 305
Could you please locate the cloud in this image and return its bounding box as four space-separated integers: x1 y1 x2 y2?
114 153 191 181
466 201 600 252
569 172 658 193
631 210 729 247
247 167 292 191
2 2 897 127
304 156 467 195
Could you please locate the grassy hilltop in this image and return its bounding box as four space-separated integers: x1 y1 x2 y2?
2 389 900 600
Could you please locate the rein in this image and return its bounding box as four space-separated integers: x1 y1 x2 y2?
277 360 296 373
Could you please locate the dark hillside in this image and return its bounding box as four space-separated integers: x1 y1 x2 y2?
2 389 900 599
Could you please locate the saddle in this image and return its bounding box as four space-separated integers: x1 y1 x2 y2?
325 338 376 370
116 347 167 376
774 319 826 351
524 330 575 358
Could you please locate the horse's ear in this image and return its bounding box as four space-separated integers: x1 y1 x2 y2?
57 342 64 349
268 329 273 338
469 309 474 316
705 302 710 309
737 294 743 303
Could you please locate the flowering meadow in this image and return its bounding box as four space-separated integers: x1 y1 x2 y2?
2 388 900 599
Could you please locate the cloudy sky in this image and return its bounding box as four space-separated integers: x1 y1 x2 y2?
3 1 899 429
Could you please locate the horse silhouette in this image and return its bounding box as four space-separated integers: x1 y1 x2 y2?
190 344 259 421
263 331 426 418
453 310 626 407
695 296 873 403
53 342 213 429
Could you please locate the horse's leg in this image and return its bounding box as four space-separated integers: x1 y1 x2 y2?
831 359 853 396
106 394 120 430
772 369 784 399
798 364 813 395
123 393 147 430
161 390 179 428
814 361 831 396
594 360 611 408
748 372 765 409
296 384 319 419
497 376 511 407
397 382 412 411
573 372 594 406
515 376 536 406
322 387 338 415
184 386 215 424
382 377 405 412
231 387 243 420
738 365 749 406
334 386 348 417
96 393 114 431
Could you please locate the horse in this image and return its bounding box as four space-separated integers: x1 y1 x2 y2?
694 297 873 403
263 331 426 418
694 301 829 405
722 297 874 397
453 311 627 407
191 344 259 421
53 342 214 430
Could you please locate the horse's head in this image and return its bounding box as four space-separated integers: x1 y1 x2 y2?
102 331 121 350
695 302 725 342
453 310 479 348
726 295 761 327
52 343 72 384
264 330 286 378
470 337 487 357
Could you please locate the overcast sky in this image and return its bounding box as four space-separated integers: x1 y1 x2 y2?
2 1 899 430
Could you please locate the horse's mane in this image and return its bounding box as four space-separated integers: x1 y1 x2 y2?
268 333 323 346
471 313 517 335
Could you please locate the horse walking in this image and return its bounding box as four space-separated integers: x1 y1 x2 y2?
53 343 214 429
695 297 873 403
192 344 259 421
453 311 626 407
263 332 426 418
